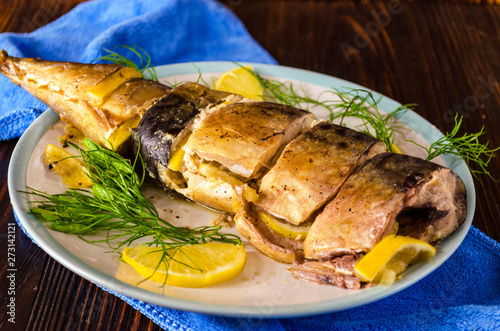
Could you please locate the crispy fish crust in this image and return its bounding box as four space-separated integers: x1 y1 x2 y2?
185 101 315 178
133 83 236 192
0 50 170 151
304 153 467 260
256 121 386 225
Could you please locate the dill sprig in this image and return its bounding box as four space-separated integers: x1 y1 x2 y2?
167 63 211 88
243 65 336 112
244 66 497 178
24 139 240 282
245 65 412 152
328 89 413 152
95 45 158 81
410 114 499 182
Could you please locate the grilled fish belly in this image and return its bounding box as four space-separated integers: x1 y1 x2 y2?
234 207 303 264
0 50 170 152
289 255 362 289
304 153 467 261
256 121 386 225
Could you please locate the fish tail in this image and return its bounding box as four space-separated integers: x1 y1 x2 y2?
0 50 23 83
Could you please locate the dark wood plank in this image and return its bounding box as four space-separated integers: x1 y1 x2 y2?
224 0 500 237
1 0 500 330
0 0 87 33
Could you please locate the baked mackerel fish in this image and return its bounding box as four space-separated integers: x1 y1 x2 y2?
133 81 315 213
234 121 387 263
0 51 468 288
292 153 467 289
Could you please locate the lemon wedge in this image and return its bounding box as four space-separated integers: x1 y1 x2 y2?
198 163 244 186
88 67 142 106
214 65 264 100
198 163 259 212
122 243 246 288
258 211 311 241
44 144 93 188
391 144 402 154
353 235 436 285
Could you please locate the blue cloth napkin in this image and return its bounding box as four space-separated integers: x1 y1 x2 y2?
3 1 500 330
0 0 276 140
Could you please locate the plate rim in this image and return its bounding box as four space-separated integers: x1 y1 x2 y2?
8 61 476 318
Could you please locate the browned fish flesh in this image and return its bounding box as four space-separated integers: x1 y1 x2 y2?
235 122 386 263
256 121 386 225
184 101 315 179
291 153 467 287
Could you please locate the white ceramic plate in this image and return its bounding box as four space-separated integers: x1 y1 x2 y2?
8 62 475 318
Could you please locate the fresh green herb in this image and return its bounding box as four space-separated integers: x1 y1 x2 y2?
241 65 497 177
243 65 412 152
192 62 212 87
410 114 499 182
242 65 334 111
95 45 158 81
166 63 212 88
328 89 414 153
24 138 240 283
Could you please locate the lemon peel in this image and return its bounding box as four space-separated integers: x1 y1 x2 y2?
44 144 93 188
214 65 264 100
354 235 436 285
122 243 246 288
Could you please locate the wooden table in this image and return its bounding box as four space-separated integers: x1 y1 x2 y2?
1 0 499 329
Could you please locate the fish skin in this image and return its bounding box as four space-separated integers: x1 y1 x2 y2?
304 153 467 260
0 50 170 150
289 256 362 289
132 93 199 191
185 101 316 179
256 121 386 225
234 206 303 263
132 83 234 192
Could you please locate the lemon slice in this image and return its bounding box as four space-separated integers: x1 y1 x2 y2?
44 144 93 188
353 235 436 285
214 65 264 100
122 243 246 288
258 211 311 241
88 67 142 106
